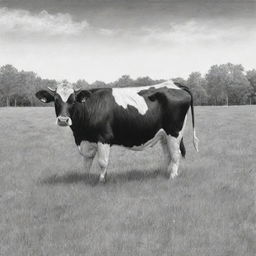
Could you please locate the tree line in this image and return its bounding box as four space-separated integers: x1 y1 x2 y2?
0 63 256 107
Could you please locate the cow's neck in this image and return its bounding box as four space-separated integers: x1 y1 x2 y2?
71 103 89 128
70 102 91 144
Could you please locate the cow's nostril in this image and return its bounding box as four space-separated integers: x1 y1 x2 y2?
56 115 72 126
59 116 67 121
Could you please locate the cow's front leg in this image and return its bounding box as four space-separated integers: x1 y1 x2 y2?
166 136 181 179
97 142 110 183
78 141 97 173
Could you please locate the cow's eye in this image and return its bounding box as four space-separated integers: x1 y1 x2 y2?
67 99 73 104
55 98 61 106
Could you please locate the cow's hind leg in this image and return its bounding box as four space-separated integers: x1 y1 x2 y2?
166 136 181 179
165 115 187 179
160 135 181 179
97 142 110 183
78 141 97 173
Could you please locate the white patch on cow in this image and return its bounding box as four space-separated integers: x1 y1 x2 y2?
112 87 148 115
97 142 110 182
97 143 110 168
168 138 180 178
166 115 187 178
150 80 181 91
112 80 181 115
178 114 187 141
78 141 97 158
56 82 74 102
193 129 199 152
78 141 98 173
67 117 72 126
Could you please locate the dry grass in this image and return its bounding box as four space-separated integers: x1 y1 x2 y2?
0 106 255 256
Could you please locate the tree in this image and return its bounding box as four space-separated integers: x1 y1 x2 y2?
206 63 251 105
134 76 155 87
186 72 208 105
0 65 19 106
91 80 106 89
112 75 135 88
16 71 38 106
172 77 187 86
246 69 256 91
74 79 90 90
246 69 256 104
0 63 255 107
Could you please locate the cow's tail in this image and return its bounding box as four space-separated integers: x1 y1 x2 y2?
190 94 199 152
174 82 199 152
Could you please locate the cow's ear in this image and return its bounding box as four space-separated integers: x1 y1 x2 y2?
76 90 91 103
35 90 54 103
148 92 161 101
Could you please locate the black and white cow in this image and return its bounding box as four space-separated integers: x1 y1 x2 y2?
36 80 199 182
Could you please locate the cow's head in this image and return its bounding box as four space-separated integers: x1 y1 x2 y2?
35 81 91 127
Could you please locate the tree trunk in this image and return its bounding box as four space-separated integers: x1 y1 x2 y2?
14 98 17 107
6 96 9 107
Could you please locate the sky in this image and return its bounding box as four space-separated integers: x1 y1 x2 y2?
0 0 256 83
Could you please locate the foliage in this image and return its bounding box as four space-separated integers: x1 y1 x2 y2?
186 72 208 105
0 63 254 106
0 64 57 106
246 69 256 104
205 63 251 105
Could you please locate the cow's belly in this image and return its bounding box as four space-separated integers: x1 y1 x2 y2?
111 103 162 147
128 128 167 151
111 123 162 147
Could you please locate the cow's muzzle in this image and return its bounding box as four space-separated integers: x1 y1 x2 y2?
56 116 72 126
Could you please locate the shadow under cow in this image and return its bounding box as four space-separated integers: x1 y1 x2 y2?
39 169 167 186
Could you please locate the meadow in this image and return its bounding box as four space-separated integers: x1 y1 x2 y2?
0 106 255 256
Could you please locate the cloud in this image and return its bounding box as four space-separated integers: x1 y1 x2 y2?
98 28 119 36
88 18 256 49
139 19 256 46
0 7 89 36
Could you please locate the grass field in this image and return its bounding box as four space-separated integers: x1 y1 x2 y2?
0 106 255 256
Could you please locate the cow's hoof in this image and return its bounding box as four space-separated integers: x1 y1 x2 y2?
99 173 106 183
170 172 178 179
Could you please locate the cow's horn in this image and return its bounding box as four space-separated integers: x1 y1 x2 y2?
74 87 81 92
47 86 56 92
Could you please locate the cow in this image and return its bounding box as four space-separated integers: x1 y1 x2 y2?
35 80 199 182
